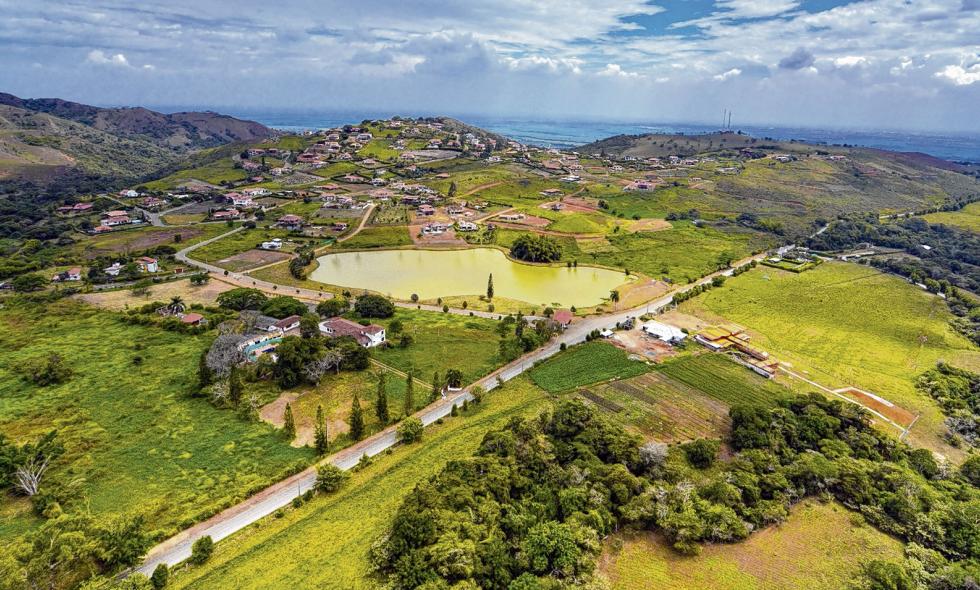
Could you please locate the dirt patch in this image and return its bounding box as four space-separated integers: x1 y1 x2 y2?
408 224 468 246
628 218 672 232
562 196 601 213
610 329 677 361
836 387 917 428
657 309 712 333
493 214 551 228
74 278 234 310
217 248 292 271
617 279 670 309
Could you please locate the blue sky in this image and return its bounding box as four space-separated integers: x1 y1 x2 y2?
1 0 978 131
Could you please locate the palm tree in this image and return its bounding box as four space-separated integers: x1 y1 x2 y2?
168 296 186 315
610 290 620 309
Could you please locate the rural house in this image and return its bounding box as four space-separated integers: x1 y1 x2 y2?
319 317 386 348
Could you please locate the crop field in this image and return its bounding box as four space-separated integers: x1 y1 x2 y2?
923 201 980 233
680 262 980 458
0 301 311 543
600 501 904 590
168 378 552 590
529 342 651 392
371 204 411 225
71 224 232 258
332 225 411 249
370 309 505 385
656 353 790 408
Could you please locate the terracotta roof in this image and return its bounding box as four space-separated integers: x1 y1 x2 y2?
553 310 574 324
180 313 204 324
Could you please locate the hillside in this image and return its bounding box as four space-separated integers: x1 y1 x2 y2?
579 131 764 158
0 93 272 151
0 104 179 181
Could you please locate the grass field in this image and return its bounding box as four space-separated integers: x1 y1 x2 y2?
529 342 651 392
188 228 298 267
169 378 552 590
586 354 790 442
923 201 980 233
71 224 233 258
73 277 235 310
370 309 505 385
162 213 208 225
0 301 311 543
333 225 411 249
680 262 980 458
600 501 903 590
144 159 248 191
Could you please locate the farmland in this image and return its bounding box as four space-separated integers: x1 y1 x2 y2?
0 301 311 543
680 261 980 457
168 378 552 590
70 224 232 258
529 341 651 392
583 353 791 442
600 501 904 590
188 228 303 268
369 309 505 384
922 201 980 233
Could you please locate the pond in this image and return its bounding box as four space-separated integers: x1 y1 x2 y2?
310 248 629 308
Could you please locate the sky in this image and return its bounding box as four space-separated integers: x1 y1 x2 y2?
1 0 979 132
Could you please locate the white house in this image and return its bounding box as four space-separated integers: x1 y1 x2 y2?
641 320 687 344
319 317 386 348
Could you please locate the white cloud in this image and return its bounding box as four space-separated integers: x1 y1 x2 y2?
833 55 868 68
713 67 742 81
935 63 980 85
714 0 801 19
86 49 130 67
598 63 640 78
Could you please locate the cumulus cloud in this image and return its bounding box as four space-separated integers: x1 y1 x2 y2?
598 63 640 78
778 47 815 70
713 67 742 81
936 63 980 85
833 55 868 68
86 50 130 67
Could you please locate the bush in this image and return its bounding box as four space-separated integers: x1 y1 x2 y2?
397 417 424 443
189 536 214 565
12 273 47 292
150 564 169 589
961 455 980 486
23 353 72 386
682 438 720 469
314 464 349 493
354 294 395 318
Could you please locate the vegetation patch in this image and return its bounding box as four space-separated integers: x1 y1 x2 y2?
529 342 651 392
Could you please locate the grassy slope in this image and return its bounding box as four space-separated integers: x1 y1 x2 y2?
529 342 651 392
170 378 552 590
188 227 296 267
923 201 980 233
680 261 980 457
0 301 310 542
601 501 903 590
370 309 504 384
70 224 233 259
333 226 412 249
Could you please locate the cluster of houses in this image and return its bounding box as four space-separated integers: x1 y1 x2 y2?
694 324 778 378
236 312 387 363
93 210 143 233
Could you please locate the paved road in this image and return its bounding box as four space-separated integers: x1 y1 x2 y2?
134 250 766 576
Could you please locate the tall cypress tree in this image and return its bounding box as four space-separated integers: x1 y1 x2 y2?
431 371 441 402
487 273 494 300
404 372 414 416
375 372 390 425
314 404 328 454
350 394 365 440
228 367 243 406
283 403 296 439
198 350 213 390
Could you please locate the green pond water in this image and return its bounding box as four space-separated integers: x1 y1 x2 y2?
310 248 629 307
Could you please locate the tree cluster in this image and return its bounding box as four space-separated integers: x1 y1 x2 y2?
916 362 980 447
509 234 562 263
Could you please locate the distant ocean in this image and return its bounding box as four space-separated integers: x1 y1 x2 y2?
212 108 980 163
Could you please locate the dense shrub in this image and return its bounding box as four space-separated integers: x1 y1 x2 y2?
189 536 213 565
260 296 308 319
354 294 395 318
216 287 268 311
509 233 562 263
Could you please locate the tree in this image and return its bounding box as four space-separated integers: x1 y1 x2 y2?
375 373 390 425
283 404 296 439
23 353 72 386
150 564 169 589
189 273 208 286
509 234 562 262
610 290 620 306
216 287 268 311
12 273 47 292
315 464 349 493
14 454 50 496
261 296 307 319
314 405 328 454
404 373 414 416
167 296 186 315
299 313 320 339
197 350 213 390
316 297 349 318
349 394 365 440
387 319 404 336
273 336 325 388
189 536 214 565
431 371 442 402
205 334 246 379
711 275 726 288
303 349 344 384
445 368 464 390
228 367 243 406
397 417 424 444
961 455 980 486
487 273 494 299
682 439 720 469
354 294 395 318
